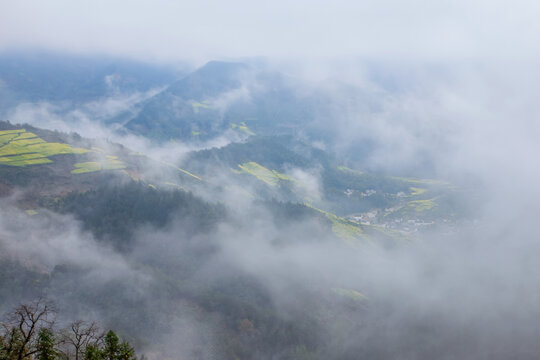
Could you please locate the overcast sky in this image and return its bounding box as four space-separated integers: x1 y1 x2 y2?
1 0 539 63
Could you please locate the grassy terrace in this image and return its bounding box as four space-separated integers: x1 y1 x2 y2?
0 129 129 175
0 129 88 167
192 100 211 113
71 156 126 174
406 198 438 212
237 161 291 187
230 122 255 135
305 204 367 243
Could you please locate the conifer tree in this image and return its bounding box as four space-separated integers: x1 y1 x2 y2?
36 328 57 360
102 331 120 360
117 342 136 360
84 345 103 360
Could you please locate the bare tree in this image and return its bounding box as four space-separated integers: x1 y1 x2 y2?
0 298 56 360
59 321 104 360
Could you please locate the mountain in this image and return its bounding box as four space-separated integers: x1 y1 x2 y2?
0 51 184 116
166 60 249 98
120 61 247 139
0 55 476 360
119 60 328 141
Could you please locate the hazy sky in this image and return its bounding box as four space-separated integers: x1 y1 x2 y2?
1 0 539 63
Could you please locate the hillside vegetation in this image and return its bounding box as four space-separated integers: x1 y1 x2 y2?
0 129 88 166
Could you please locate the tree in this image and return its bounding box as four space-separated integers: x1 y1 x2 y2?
84 345 103 360
59 321 104 360
1 301 137 360
100 331 136 360
0 326 23 360
116 342 136 360
102 331 119 360
36 329 56 360
0 298 56 360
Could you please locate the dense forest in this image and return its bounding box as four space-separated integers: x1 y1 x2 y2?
44 183 226 250
0 180 359 359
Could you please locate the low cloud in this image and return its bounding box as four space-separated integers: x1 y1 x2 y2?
1 50 540 358
286 167 322 201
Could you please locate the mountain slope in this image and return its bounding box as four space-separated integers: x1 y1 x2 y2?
120 61 327 141
0 51 182 106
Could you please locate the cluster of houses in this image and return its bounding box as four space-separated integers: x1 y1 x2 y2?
349 209 436 233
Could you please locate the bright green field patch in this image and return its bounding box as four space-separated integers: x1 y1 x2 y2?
154 159 202 181
0 129 90 167
230 122 255 136
275 172 292 181
0 129 25 135
0 133 19 145
337 166 365 176
164 181 185 190
72 162 101 174
11 138 46 146
238 162 278 186
24 143 87 157
25 209 38 216
409 187 427 196
192 101 211 114
0 142 28 156
306 204 366 243
71 158 126 174
407 199 437 212
0 153 46 161
238 162 290 187
0 153 48 165
391 176 449 186
7 158 52 166
13 132 38 140
331 220 366 242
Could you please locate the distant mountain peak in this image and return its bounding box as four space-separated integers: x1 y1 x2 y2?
166 60 250 98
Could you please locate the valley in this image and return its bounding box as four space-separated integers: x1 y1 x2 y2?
0 53 490 360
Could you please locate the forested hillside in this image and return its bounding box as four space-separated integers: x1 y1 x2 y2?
0 44 521 360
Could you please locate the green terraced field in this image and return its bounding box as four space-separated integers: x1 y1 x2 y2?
406 198 437 212
337 166 365 176
71 156 126 174
237 161 291 187
153 159 202 180
71 162 102 174
409 187 427 196
390 175 450 186
305 204 367 243
192 101 211 113
0 129 88 167
230 122 255 136
0 129 132 172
